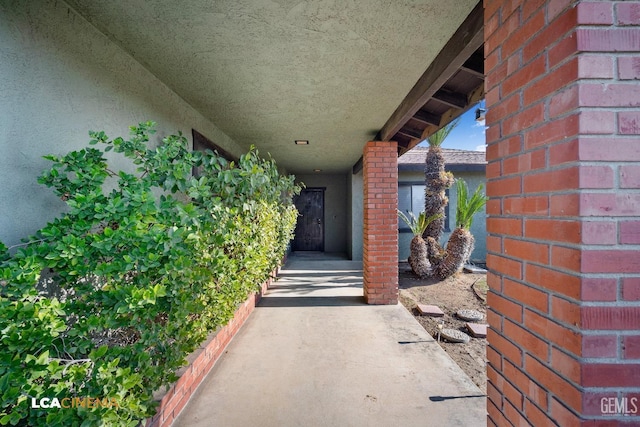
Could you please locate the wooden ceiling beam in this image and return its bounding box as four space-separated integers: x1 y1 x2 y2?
415 83 485 150
413 110 441 126
398 127 423 140
377 1 484 142
460 65 484 78
396 139 411 155
461 49 485 78
432 89 468 109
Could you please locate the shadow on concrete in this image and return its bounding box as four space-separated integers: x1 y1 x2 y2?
268 282 361 293
288 251 350 260
429 395 487 402
277 272 363 279
258 295 366 307
175 252 486 427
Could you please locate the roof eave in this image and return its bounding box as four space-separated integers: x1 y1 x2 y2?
398 163 486 173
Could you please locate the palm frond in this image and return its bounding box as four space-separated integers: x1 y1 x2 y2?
398 210 443 236
426 118 460 147
455 179 488 229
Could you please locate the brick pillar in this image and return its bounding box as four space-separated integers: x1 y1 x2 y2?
485 0 640 425
363 141 398 305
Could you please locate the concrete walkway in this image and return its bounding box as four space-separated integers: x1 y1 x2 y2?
174 254 486 427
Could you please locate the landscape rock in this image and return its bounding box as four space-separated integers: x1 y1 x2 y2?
440 328 471 343
456 309 484 322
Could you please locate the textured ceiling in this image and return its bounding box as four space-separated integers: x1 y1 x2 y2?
66 0 478 174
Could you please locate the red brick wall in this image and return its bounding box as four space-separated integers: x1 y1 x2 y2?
146 275 273 427
485 0 640 425
363 141 399 305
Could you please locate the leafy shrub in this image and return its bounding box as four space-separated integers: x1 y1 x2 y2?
0 122 300 426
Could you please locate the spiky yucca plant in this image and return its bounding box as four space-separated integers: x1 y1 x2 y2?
433 180 488 279
423 120 459 262
398 210 442 278
455 178 487 229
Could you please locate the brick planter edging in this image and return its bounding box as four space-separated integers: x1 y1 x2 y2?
145 270 277 427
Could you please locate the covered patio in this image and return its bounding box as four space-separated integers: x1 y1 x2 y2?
173 253 486 427
2 0 639 425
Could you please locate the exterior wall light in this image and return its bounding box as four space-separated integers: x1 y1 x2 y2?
294 140 309 145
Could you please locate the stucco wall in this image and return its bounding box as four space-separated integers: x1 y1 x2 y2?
295 174 348 254
349 171 364 261
347 172 353 259
398 170 487 263
0 0 243 247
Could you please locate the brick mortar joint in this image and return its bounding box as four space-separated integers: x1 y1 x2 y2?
582 244 640 251
581 301 640 308
487 299 582 335
487 340 584 386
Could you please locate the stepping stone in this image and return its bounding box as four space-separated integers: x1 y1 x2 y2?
440 328 471 343
416 304 444 317
466 323 488 338
456 309 484 322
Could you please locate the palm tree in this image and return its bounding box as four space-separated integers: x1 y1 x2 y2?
423 119 459 264
397 210 441 277
433 179 487 279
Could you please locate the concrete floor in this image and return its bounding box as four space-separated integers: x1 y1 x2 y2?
174 254 487 427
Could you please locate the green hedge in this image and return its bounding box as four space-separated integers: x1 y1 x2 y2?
0 122 300 426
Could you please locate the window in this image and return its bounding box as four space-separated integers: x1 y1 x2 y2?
398 182 449 233
192 129 238 177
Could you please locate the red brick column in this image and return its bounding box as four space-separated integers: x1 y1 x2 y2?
363 141 398 305
485 0 640 425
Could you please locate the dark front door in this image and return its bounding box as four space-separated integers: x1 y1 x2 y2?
292 189 324 251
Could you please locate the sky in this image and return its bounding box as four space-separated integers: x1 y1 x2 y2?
417 100 486 152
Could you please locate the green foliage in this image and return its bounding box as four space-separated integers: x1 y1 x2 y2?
397 210 442 237
0 122 300 426
455 179 487 229
425 118 460 147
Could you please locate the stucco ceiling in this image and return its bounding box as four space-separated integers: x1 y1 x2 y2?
66 0 479 174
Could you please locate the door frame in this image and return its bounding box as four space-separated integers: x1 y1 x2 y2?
293 187 326 252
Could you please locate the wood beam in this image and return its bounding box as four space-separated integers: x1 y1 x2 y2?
396 140 410 156
398 127 423 140
400 80 485 156
416 83 485 150
461 49 485 78
352 155 363 174
460 66 484 78
413 110 441 126
432 89 468 109
378 1 484 141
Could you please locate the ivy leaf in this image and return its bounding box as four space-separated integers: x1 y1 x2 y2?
0 413 12 426
91 345 109 359
36 351 49 366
